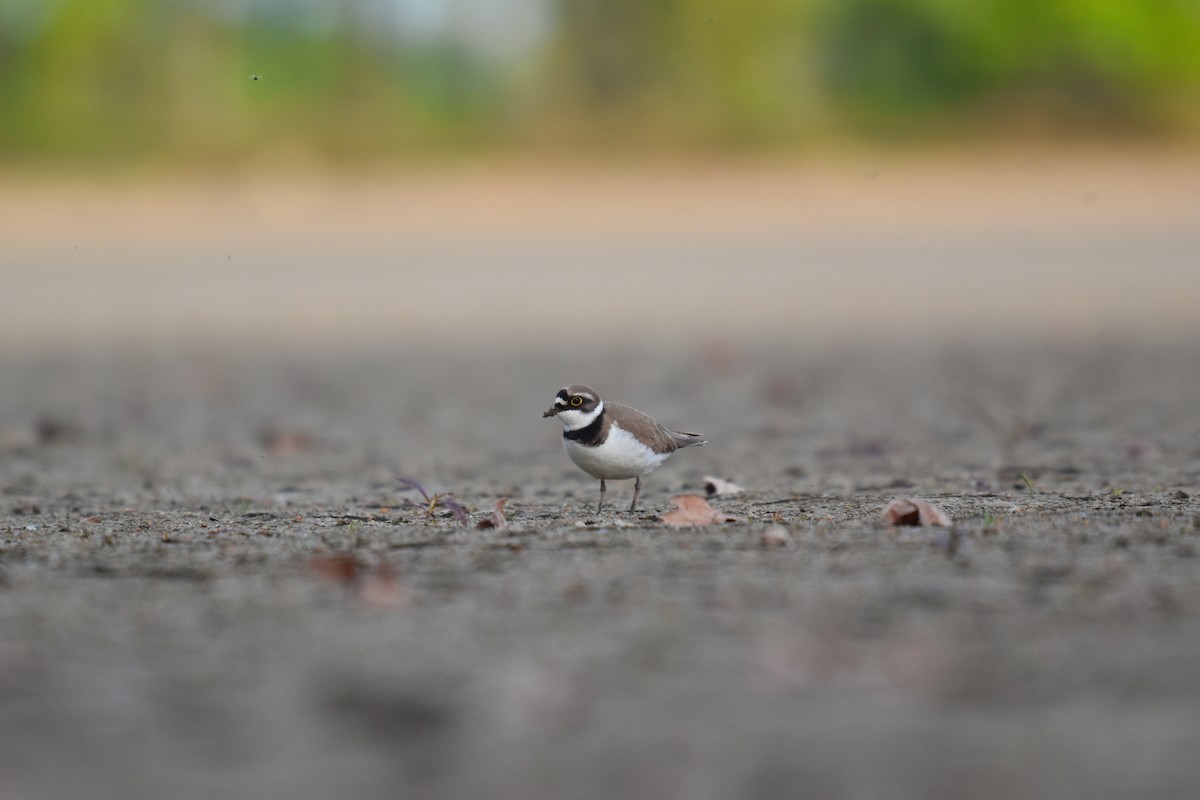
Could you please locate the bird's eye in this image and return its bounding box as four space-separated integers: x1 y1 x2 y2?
570 396 583 407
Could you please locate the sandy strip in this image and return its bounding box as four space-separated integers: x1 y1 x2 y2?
4 150 1199 350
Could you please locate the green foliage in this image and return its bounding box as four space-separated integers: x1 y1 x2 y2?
1 0 173 157
533 0 1200 145
533 0 818 146
2 0 1200 164
0 0 508 163
815 0 1200 134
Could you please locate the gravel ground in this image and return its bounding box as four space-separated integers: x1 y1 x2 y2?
2 341 1199 799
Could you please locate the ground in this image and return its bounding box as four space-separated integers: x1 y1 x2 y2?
1 154 1199 798
2 342 1198 800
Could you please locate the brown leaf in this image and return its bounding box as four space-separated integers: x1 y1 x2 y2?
310 553 407 607
883 497 952 527
1121 439 1162 461
259 427 313 455
759 525 791 548
35 415 82 445
358 560 408 608
660 494 737 528
476 498 509 530
310 553 362 586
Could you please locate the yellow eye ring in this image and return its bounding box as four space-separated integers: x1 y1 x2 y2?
570 396 583 407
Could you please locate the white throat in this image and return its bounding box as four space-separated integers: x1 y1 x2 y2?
556 400 604 432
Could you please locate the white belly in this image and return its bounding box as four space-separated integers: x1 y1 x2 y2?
563 425 670 480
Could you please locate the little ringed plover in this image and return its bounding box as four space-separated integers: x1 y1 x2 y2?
543 384 705 512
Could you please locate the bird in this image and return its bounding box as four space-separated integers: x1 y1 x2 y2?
543 384 705 512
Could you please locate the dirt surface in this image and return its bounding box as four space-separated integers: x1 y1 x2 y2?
3 154 1200 798
2 340 1199 800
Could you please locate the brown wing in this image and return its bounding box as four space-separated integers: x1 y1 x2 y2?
606 403 703 454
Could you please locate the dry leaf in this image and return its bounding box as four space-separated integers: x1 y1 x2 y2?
760 526 791 548
936 529 967 561
34 415 81 445
311 553 361 586
1121 439 1162 461
883 497 952 527
703 475 746 497
258 427 313 455
358 560 408 608
476 498 509 530
661 494 737 528
310 553 407 607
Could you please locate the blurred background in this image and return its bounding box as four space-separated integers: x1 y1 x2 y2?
7 9 1200 800
3 0 1200 352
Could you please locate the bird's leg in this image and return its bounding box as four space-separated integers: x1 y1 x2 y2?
597 479 606 513
629 475 642 512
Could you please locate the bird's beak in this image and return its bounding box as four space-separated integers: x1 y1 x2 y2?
543 406 560 418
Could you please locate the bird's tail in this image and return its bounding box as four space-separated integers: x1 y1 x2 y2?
670 430 706 448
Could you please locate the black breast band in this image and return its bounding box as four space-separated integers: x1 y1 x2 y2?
563 412 605 446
